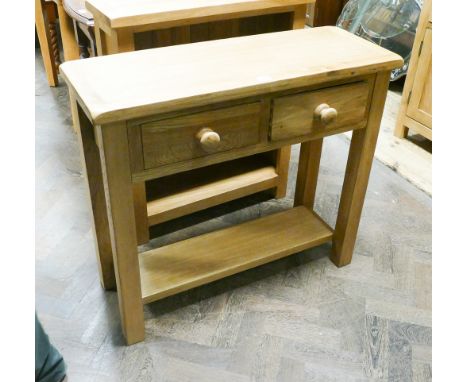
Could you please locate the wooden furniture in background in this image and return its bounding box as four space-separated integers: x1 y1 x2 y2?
35 0 89 87
61 27 402 344
84 0 314 245
85 0 311 53
62 0 96 58
307 0 349 27
395 0 432 141
53 0 81 61
36 0 61 86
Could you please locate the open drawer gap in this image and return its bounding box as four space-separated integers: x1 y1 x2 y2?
145 153 280 226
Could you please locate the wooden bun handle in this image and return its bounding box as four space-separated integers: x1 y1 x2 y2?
314 103 338 125
196 128 221 151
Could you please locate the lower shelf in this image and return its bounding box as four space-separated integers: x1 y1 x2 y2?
139 206 333 304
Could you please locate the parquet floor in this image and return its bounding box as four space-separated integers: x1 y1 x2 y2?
35 51 431 382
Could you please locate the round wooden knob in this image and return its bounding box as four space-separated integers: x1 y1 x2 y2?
314 103 338 125
196 128 221 151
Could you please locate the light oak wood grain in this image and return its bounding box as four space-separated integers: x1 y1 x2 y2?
94 25 152 246
146 156 279 225
292 3 307 29
274 145 291 198
36 0 59 86
86 0 311 29
69 92 80 134
271 81 371 141
90 4 305 244
131 117 382 183
133 11 297 49
331 71 391 267
402 117 432 141
140 206 333 303
133 183 150 244
294 139 323 209
55 0 81 61
36 41 433 366
394 0 432 140
74 99 115 290
60 27 401 344
97 121 145 344
60 27 403 124
406 27 432 129
141 102 264 169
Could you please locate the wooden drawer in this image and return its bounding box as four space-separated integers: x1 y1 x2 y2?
140 102 264 169
270 81 371 141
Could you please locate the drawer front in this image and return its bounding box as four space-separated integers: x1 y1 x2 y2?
141 102 264 169
270 81 371 141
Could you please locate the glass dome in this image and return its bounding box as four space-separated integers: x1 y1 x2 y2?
337 0 423 80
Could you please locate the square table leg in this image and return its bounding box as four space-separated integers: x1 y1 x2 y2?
294 139 323 209
274 145 292 198
74 99 115 290
97 121 145 345
94 26 151 245
293 4 308 29
331 71 391 267
56 0 80 61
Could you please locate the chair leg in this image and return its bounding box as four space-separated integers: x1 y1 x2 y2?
35 0 59 86
45 2 60 70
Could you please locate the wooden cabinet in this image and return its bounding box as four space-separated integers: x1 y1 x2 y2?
395 0 432 141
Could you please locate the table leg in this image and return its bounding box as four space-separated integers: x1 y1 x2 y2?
292 4 308 29
74 99 115 290
68 91 79 133
274 146 291 198
94 21 106 56
294 139 323 209
394 123 409 139
56 0 80 61
133 183 150 244
96 27 150 245
100 27 135 55
331 71 391 267
97 121 145 345
394 103 409 138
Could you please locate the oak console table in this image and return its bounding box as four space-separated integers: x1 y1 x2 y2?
61 27 402 344
83 0 315 246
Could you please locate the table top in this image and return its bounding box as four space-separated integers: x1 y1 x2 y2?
85 0 312 29
60 27 403 125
